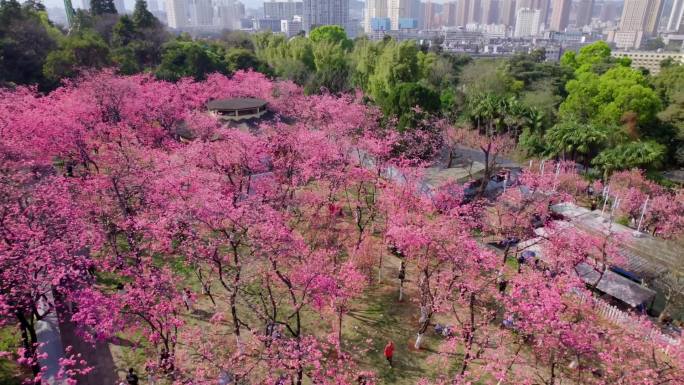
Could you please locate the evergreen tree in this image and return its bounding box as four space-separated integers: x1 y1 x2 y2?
132 0 156 29
90 0 117 16
112 14 137 47
0 0 58 88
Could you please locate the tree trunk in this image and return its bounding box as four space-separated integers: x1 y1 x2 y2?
399 281 404 301
17 312 41 379
479 149 490 197
378 254 383 282
501 243 511 266
459 293 476 376
414 333 424 350
230 243 243 355
230 276 242 355
337 309 343 348
415 306 431 349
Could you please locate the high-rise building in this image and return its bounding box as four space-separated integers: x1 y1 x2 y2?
500 0 516 25
215 0 238 29
442 1 458 26
165 0 188 28
599 1 620 22
365 0 388 32
114 0 126 13
480 0 499 24
643 0 664 35
575 0 594 27
264 0 303 20
467 0 481 23
611 0 663 48
549 0 571 31
518 0 549 26
514 7 540 36
302 0 349 32
189 0 213 26
619 0 649 30
420 0 438 29
389 0 411 29
235 1 245 19
668 0 684 32
410 0 421 21
456 0 470 26
618 0 662 35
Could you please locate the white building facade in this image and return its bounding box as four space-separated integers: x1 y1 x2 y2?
514 8 541 36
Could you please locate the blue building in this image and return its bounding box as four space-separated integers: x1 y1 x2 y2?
398 18 417 30
371 17 391 31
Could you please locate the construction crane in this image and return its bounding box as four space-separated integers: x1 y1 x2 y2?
64 0 75 28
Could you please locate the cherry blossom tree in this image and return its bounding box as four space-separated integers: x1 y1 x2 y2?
2 69 682 385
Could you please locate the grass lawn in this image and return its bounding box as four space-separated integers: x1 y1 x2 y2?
343 254 447 384
0 327 24 385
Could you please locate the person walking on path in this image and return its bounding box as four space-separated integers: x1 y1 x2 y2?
384 341 395 368
182 288 194 312
126 368 139 385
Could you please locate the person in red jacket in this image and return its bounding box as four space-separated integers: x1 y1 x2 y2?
383 340 395 367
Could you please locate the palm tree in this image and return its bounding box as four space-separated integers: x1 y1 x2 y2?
545 121 608 167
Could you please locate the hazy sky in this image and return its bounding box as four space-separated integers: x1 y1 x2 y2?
40 0 270 10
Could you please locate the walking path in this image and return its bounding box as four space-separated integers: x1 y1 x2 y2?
35 292 117 385
36 294 65 385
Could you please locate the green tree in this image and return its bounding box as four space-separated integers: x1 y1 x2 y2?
560 41 629 75
132 0 157 29
544 121 608 165
307 40 350 94
560 65 661 128
465 93 531 136
308 25 352 50
111 15 137 47
155 40 227 81
380 82 440 130
219 31 255 50
368 40 420 101
253 32 314 85
349 37 380 92
90 0 118 15
0 0 58 88
592 141 667 174
652 63 684 165
225 48 269 73
458 59 522 96
506 49 548 86
417 51 464 91
43 30 111 83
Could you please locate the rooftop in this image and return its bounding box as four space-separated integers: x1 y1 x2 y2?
550 202 683 275
206 98 268 111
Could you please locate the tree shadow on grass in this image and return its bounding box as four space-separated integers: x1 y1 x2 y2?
345 287 443 384
189 308 215 321
110 336 138 348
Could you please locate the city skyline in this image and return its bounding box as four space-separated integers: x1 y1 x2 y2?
30 0 682 51
36 0 633 11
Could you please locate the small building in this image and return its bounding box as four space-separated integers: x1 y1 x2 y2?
611 50 684 74
207 98 269 121
282 17 303 37
254 18 282 32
